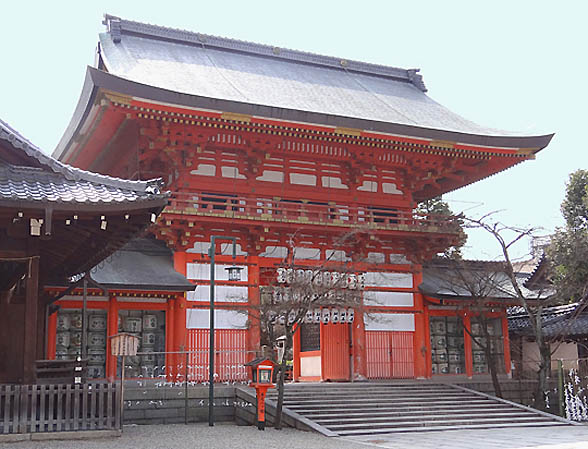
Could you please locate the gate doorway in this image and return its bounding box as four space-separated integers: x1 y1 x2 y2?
366 331 414 379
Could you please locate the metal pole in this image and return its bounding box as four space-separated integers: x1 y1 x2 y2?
82 275 88 359
558 359 564 417
208 236 216 426
208 235 237 427
120 355 125 430
185 351 189 425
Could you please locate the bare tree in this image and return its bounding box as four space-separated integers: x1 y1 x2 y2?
460 214 559 409
260 254 364 429
426 258 514 397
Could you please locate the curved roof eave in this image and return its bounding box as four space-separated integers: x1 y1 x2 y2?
53 67 554 160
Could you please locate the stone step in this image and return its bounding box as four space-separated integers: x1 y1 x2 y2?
284 394 488 405
299 404 514 416
327 415 558 432
272 390 469 399
337 420 568 436
306 408 534 421
284 398 491 409
313 411 540 425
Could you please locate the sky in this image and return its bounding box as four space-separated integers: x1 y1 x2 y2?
1 0 587 261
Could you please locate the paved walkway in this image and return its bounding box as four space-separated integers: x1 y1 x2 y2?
345 425 588 448
1 423 588 449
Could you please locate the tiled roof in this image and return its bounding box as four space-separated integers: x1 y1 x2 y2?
0 118 167 208
89 238 194 291
96 15 547 141
508 303 583 338
419 260 539 301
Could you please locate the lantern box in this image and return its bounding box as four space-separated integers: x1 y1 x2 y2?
245 357 278 386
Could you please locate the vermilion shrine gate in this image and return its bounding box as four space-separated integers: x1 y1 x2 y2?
50 15 553 381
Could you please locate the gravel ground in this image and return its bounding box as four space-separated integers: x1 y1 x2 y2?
0 423 368 449
3 423 588 449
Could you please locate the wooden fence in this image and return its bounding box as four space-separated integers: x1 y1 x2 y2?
0 383 120 434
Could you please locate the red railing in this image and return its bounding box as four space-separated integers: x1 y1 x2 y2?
164 191 460 234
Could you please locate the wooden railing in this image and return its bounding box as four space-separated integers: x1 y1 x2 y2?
0 383 120 434
165 191 460 234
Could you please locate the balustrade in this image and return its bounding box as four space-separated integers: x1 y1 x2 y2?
166 191 460 234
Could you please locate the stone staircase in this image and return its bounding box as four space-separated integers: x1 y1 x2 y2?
264 382 574 436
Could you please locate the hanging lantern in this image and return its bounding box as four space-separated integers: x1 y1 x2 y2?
225 265 243 281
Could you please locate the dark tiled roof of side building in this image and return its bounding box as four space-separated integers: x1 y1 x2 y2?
89 238 194 291
0 118 167 209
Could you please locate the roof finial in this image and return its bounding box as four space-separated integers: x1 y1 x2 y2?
103 14 122 43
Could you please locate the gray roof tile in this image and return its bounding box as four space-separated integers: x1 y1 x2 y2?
0 118 167 207
98 15 520 138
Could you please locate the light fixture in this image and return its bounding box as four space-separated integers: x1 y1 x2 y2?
225 265 243 282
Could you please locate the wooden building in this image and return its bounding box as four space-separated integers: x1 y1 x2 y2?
0 118 168 383
50 15 553 381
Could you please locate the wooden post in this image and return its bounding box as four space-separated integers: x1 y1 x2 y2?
412 267 427 378
106 296 119 380
501 314 512 377
463 313 473 378
23 255 39 383
352 310 367 379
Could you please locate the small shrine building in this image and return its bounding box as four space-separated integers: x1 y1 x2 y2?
50 15 553 381
0 118 168 383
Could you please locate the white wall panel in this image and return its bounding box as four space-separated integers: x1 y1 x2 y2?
187 263 248 281
364 313 415 331
186 309 248 329
300 356 321 377
188 285 248 302
365 272 413 288
363 291 414 307
190 164 216 176
289 173 316 186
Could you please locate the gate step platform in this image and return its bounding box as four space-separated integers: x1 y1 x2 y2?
261 381 576 436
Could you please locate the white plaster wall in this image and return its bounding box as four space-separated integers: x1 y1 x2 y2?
522 340 579 372
190 164 216 176
300 356 321 377
289 173 316 186
221 166 246 179
293 247 321 260
382 183 403 194
321 176 348 189
187 263 249 282
364 291 414 307
364 313 415 331
186 309 248 329
188 285 248 302
259 246 288 258
256 170 284 183
365 272 413 288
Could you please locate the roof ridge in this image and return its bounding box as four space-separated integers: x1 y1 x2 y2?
102 14 427 92
0 118 162 194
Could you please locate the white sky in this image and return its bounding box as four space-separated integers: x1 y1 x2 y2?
1 0 586 261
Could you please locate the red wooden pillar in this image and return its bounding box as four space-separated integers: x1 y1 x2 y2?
46 311 57 360
319 320 326 381
247 256 261 364
502 314 512 377
352 309 367 380
106 295 119 380
173 252 188 351
463 313 473 378
412 266 427 378
292 325 301 381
